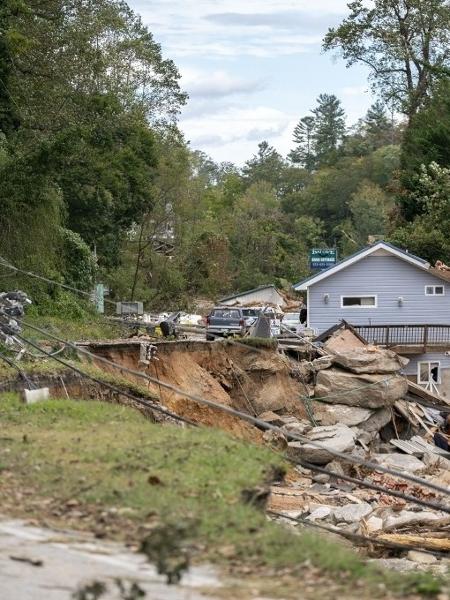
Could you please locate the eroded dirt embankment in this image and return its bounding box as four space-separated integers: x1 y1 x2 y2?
82 340 307 440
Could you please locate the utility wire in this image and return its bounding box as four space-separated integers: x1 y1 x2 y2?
15 334 197 427
15 319 450 500
7 333 448 552
0 255 117 306
0 351 34 388
14 333 450 516
268 510 450 559
294 460 449 514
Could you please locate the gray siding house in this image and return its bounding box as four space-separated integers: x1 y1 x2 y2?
293 241 450 398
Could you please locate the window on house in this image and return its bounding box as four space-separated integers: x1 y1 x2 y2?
425 285 445 296
341 296 377 308
418 361 441 384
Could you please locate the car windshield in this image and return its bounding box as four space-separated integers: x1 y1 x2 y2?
242 309 259 317
284 313 299 321
212 309 241 319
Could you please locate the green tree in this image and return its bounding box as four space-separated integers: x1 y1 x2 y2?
400 78 450 219
0 1 22 135
242 141 286 193
312 94 346 166
349 180 391 245
324 0 450 118
364 101 394 149
289 116 316 170
391 162 450 263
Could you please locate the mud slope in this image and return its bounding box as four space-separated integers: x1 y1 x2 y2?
83 340 307 439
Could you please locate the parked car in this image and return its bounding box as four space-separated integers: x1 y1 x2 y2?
241 307 260 327
282 312 301 334
206 307 246 340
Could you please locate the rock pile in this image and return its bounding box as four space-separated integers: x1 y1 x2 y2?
285 347 410 464
265 345 450 573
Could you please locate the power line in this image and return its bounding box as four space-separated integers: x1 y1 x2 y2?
15 318 450 501
14 334 196 427
0 351 33 388
268 510 450 559
15 332 450 515
0 255 117 306
294 459 449 514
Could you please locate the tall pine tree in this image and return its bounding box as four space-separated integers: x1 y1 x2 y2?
312 94 346 166
289 116 315 171
365 101 393 149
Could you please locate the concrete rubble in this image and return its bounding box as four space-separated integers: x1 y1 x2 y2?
262 335 450 572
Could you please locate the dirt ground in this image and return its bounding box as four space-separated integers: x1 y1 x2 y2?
83 340 308 440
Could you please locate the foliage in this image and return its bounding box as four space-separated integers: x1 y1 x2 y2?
324 0 450 117
3 0 449 314
0 0 186 309
349 181 391 245
289 116 315 170
391 162 450 264
312 94 346 166
289 94 346 169
400 78 450 219
61 229 96 291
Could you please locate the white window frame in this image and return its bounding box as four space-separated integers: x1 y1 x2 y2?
425 285 445 296
340 295 378 309
417 361 441 385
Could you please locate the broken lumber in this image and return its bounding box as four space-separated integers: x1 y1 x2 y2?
408 380 450 407
376 533 450 552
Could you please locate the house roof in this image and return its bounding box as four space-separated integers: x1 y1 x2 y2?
429 267 450 283
293 241 431 291
219 284 282 303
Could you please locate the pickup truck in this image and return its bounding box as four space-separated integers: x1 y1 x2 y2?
206 307 246 340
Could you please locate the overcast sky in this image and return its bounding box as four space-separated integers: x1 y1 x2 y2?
129 0 373 164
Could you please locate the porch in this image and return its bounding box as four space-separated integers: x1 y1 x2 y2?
352 324 450 354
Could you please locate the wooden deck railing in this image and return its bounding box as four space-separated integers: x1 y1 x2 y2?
352 324 450 349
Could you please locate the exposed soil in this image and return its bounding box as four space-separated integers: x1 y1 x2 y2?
82 340 308 441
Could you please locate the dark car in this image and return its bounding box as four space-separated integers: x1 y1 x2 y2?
206 307 246 340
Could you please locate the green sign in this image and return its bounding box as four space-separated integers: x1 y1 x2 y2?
309 248 337 270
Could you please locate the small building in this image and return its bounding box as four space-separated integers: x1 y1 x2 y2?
219 285 287 308
293 241 450 398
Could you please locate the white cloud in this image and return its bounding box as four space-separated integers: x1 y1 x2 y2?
181 105 295 162
182 68 266 98
128 0 374 164
132 0 349 58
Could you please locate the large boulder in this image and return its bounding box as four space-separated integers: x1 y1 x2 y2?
314 368 408 409
317 404 374 427
330 348 409 374
287 424 356 465
356 407 392 433
372 453 426 474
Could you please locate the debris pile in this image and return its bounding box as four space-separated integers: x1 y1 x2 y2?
59 332 450 570
0 291 30 346
281 347 409 462
265 344 450 572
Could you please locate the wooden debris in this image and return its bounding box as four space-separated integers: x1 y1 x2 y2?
407 380 450 407
376 533 450 552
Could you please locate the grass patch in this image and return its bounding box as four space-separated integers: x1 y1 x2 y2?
23 314 127 342
0 393 444 597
